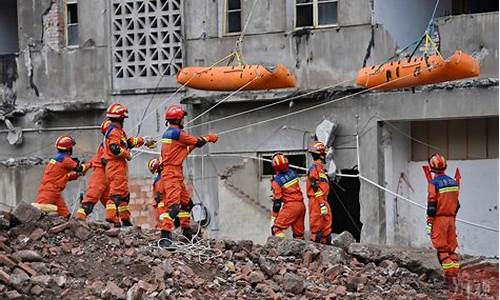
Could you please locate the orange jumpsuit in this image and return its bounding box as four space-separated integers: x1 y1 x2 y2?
103 122 133 223
35 153 80 218
76 144 116 222
306 160 333 243
271 169 306 239
159 125 203 232
428 173 460 278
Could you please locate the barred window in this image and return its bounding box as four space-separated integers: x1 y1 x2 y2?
111 0 182 90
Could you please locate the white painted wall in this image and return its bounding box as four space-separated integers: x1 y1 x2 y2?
394 159 499 257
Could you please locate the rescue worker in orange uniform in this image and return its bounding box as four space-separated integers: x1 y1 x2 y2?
306 141 333 244
35 136 90 218
159 104 218 249
147 158 165 228
76 120 118 224
425 153 461 282
270 153 306 239
103 103 157 227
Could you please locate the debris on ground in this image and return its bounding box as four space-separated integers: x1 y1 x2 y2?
0 205 497 300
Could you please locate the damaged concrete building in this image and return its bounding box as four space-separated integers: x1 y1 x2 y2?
0 0 498 257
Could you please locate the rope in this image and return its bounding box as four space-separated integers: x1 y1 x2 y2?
155 231 223 264
185 79 355 130
133 148 498 233
215 60 447 136
136 48 182 136
184 73 262 127
358 174 498 233
234 0 260 64
130 51 245 135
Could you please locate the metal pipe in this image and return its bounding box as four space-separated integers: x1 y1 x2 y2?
0 125 100 133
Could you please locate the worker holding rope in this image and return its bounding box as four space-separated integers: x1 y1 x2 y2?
76 120 118 225
307 141 333 244
103 103 157 227
424 153 461 289
35 135 90 218
158 104 218 249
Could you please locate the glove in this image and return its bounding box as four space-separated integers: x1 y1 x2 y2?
425 222 432 236
144 136 157 149
272 201 282 213
272 200 282 213
80 163 91 176
127 137 144 148
126 152 133 161
72 157 80 164
320 203 328 216
67 172 80 181
203 133 218 143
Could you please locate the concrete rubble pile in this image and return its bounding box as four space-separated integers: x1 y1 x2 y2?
0 202 497 300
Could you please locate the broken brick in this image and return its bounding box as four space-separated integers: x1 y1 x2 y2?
0 255 17 269
17 263 37 277
48 222 69 234
0 269 10 284
0 241 12 253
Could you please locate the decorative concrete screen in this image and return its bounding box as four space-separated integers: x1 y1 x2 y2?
111 0 182 91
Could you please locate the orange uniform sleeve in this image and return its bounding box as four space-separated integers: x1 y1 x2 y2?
308 167 320 181
108 129 130 158
271 180 282 200
179 131 201 146
62 156 79 171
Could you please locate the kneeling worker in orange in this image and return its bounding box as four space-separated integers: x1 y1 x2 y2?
306 141 333 244
103 103 157 227
424 153 461 283
147 158 165 228
76 120 116 223
270 153 306 240
36 136 90 218
159 104 218 249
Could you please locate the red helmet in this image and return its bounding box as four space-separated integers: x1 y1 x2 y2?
55 135 75 151
309 141 326 156
428 153 447 172
106 103 129 119
100 119 112 134
271 153 289 172
165 104 187 121
147 158 161 174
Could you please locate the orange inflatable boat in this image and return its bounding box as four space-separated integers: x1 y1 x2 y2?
176 64 297 91
356 50 480 90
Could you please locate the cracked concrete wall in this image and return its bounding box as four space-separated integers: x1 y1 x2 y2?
183 0 383 95
190 82 498 249
14 0 110 105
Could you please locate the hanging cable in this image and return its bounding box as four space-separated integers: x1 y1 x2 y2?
185 79 355 130
184 73 262 127
215 61 444 136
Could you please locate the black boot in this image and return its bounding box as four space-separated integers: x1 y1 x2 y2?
121 219 133 227
182 228 200 243
159 231 176 251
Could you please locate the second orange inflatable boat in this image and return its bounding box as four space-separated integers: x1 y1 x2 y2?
176 64 297 91
356 50 480 90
